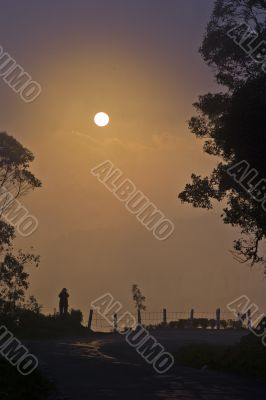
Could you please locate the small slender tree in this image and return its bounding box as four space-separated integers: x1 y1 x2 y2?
132 284 146 312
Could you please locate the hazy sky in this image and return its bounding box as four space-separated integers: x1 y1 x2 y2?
0 0 265 320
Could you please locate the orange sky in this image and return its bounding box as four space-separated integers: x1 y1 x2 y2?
0 0 265 320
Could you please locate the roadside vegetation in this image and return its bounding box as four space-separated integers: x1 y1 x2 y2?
175 333 266 378
0 358 53 400
146 318 245 330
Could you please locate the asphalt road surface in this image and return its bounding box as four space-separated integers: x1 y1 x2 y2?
27 330 266 400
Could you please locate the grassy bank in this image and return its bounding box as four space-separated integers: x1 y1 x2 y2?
175 334 266 378
0 358 54 400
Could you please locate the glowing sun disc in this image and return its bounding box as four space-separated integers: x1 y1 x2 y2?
94 112 110 127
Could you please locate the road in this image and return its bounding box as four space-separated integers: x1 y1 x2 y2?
27 330 266 400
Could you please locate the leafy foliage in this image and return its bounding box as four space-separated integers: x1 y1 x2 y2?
0 132 41 312
0 132 41 198
200 0 266 89
132 284 146 311
179 0 266 269
175 334 266 378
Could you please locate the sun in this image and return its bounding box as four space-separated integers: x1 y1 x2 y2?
94 112 110 127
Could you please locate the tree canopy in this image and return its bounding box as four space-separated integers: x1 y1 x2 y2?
179 0 266 270
0 132 41 311
200 0 266 89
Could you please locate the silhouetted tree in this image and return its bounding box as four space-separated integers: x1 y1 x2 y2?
0 132 41 191
25 295 42 314
179 1 266 270
0 250 40 310
0 132 41 311
200 0 266 89
132 284 146 311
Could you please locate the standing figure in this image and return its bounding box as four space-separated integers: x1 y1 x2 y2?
59 288 69 316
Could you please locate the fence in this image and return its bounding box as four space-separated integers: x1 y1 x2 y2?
88 308 240 332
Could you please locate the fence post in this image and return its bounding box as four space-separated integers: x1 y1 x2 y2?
216 308 221 330
190 308 194 327
113 313 118 331
137 309 141 325
88 309 94 330
163 308 167 325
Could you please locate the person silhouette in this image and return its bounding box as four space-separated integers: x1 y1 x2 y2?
59 288 69 316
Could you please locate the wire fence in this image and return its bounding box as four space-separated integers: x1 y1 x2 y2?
90 309 239 332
